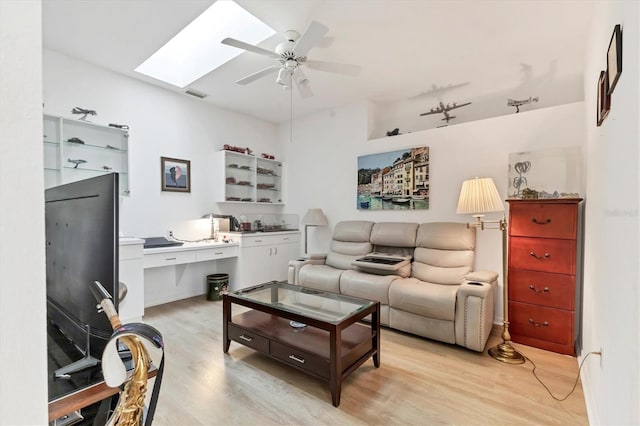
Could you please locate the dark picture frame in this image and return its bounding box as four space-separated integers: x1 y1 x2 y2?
597 70 610 127
161 156 191 192
607 24 622 95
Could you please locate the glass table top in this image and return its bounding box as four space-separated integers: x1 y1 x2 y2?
231 281 374 324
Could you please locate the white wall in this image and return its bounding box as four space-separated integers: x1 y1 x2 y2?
581 1 639 424
43 49 281 240
282 100 586 323
0 1 48 424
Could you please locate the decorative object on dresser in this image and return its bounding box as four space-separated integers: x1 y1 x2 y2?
457 177 525 364
506 198 583 355
507 147 582 199
160 156 190 193
302 208 328 255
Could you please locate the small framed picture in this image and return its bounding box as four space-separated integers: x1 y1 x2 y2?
607 24 622 95
597 70 610 127
161 156 191 192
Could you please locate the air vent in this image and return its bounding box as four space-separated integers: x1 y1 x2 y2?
185 88 207 99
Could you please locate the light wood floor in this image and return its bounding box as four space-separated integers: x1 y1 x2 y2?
143 296 588 425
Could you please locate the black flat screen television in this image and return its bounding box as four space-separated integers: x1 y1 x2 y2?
45 173 119 374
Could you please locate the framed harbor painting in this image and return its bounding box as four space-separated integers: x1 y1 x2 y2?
161 156 191 192
357 146 429 210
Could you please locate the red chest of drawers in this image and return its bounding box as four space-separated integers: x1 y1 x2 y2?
507 199 583 355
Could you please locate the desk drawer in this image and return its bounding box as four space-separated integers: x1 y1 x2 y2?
240 233 300 248
196 246 238 262
228 323 269 353
509 202 578 239
510 301 573 346
509 237 576 274
119 243 143 260
509 269 575 310
270 341 330 379
143 250 196 269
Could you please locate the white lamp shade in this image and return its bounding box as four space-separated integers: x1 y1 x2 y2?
456 177 505 215
302 208 328 226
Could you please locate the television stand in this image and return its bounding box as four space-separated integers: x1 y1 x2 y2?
54 324 99 379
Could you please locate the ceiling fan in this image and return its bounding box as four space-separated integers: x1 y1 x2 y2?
221 21 360 98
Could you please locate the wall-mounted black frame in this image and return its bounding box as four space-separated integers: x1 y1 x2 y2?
606 24 622 95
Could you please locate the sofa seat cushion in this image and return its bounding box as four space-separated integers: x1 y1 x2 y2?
339 270 398 304
299 264 343 293
389 278 459 321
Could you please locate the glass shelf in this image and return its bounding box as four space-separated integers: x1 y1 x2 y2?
43 114 130 196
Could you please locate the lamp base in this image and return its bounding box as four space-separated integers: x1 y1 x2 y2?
488 341 525 364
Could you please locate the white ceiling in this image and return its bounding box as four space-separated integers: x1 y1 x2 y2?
42 0 595 125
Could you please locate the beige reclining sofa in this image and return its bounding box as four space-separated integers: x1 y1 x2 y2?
288 220 498 352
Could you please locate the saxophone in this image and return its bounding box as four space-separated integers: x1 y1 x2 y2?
92 282 152 426
105 332 150 426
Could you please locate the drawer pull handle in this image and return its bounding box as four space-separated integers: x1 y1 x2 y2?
239 334 253 342
531 218 552 225
214 252 223 255
530 251 550 260
288 354 305 364
528 319 549 327
165 257 177 261
529 284 550 293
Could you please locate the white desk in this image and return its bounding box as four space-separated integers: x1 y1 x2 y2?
143 240 239 308
143 240 238 268
119 239 239 318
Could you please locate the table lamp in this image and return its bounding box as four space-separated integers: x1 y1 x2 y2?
302 208 328 255
457 177 524 364
201 213 219 241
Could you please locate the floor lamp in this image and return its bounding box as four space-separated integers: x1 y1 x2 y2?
302 208 328 256
456 177 525 364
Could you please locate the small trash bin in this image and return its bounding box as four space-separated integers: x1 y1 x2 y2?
206 273 229 301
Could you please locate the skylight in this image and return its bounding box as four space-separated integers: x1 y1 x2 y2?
135 1 275 88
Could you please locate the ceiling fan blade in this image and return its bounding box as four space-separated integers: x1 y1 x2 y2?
221 38 279 59
292 21 329 56
305 60 361 76
295 80 314 98
235 65 279 85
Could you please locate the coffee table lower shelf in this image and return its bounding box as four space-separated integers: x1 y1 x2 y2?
223 303 380 406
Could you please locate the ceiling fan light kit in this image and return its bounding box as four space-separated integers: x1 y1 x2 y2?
221 20 361 98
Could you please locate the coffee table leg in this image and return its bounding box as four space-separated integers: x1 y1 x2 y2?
330 327 342 407
223 295 231 353
373 302 380 368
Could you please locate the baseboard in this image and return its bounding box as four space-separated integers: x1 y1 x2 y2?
579 352 600 425
491 323 502 337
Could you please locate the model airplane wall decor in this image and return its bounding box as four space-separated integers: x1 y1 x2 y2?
507 96 539 113
420 101 472 124
71 107 97 121
67 158 87 168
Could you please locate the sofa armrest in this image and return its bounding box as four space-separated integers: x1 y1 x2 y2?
455 281 495 352
465 269 498 285
287 255 327 284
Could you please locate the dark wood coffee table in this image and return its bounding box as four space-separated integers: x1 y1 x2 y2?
223 281 380 407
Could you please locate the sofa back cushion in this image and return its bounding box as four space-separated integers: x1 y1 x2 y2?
412 222 476 285
325 221 374 270
370 222 418 248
